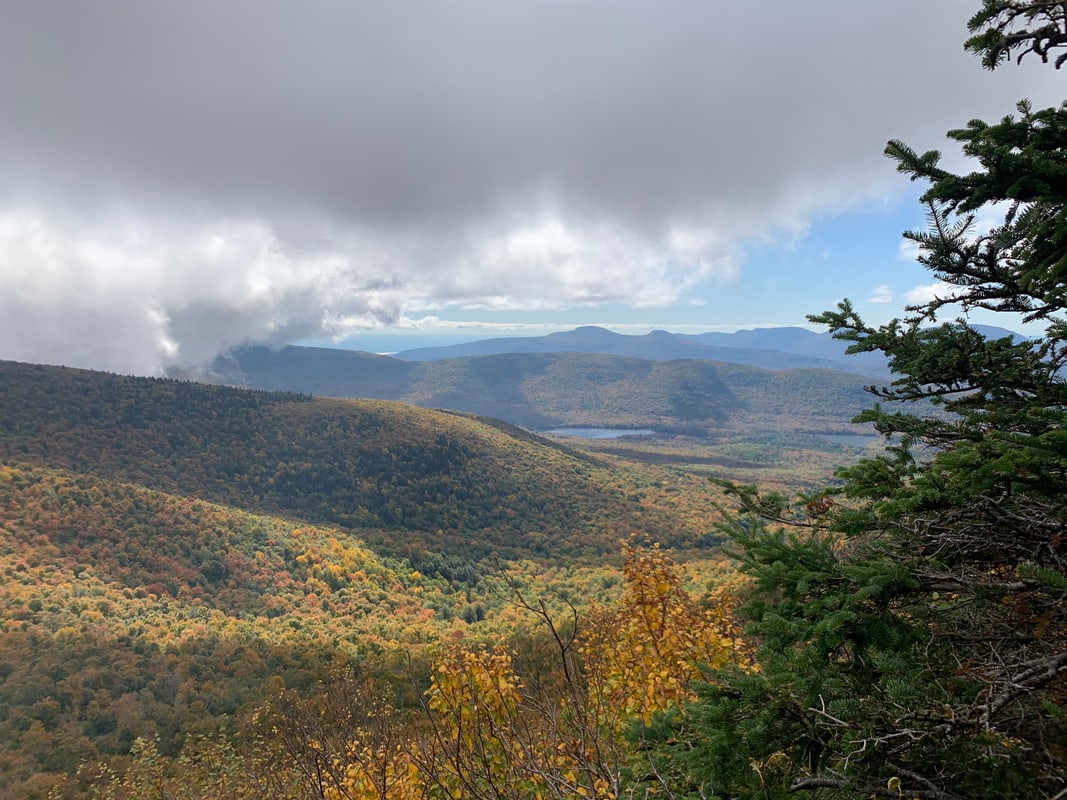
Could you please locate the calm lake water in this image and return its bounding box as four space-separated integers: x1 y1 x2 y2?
820 433 882 447
541 427 657 439
540 428 881 446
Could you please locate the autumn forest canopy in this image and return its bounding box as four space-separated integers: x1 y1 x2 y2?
2 1 1067 798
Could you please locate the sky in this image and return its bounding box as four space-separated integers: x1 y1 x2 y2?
1 1 1063 373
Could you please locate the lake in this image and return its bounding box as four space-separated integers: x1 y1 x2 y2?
820 432 882 448
541 427 657 439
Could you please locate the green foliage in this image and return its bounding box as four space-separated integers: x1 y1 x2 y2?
0 460 652 797
647 4 1067 797
20 8 1067 793
966 0 1067 70
66 543 750 800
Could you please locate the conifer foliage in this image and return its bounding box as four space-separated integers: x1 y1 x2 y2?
652 4 1067 798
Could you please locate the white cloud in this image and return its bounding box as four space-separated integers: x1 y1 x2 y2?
904 281 961 306
867 284 893 304
0 206 744 373
0 212 400 373
898 238 922 263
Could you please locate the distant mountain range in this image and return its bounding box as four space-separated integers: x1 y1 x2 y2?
214 344 879 434
394 323 1023 375
394 324 1024 375
212 324 1005 434
394 325 889 375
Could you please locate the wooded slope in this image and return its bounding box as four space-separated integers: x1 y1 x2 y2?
0 360 725 559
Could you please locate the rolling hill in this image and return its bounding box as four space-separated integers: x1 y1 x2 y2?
213 346 878 433
0 359 724 560
0 347 918 798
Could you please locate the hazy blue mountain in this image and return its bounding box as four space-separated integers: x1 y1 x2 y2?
393 324 1026 378
682 327 889 374
214 344 415 396
396 325 871 373
969 324 1029 343
685 323 1024 367
394 326 634 359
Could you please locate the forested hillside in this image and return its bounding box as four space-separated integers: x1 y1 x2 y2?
0 360 724 560
0 463 400 794
4 462 705 797
0 360 742 797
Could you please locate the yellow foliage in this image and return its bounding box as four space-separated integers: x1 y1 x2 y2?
580 538 752 723
427 644 522 724
324 542 753 800
325 743 422 800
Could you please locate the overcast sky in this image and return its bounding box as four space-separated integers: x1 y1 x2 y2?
1 1 1061 373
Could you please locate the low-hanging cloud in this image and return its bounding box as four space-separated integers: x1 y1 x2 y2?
0 208 731 372
0 212 391 373
0 0 1059 373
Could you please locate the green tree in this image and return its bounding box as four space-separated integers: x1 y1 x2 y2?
649 4 1067 798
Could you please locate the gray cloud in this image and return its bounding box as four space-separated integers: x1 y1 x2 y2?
0 0 1059 372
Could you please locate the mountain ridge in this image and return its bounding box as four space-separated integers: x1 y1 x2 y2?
388 323 1026 375
214 345 879 434
394 324 870 373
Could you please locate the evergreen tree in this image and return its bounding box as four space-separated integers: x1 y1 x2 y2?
649 4 1067 798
